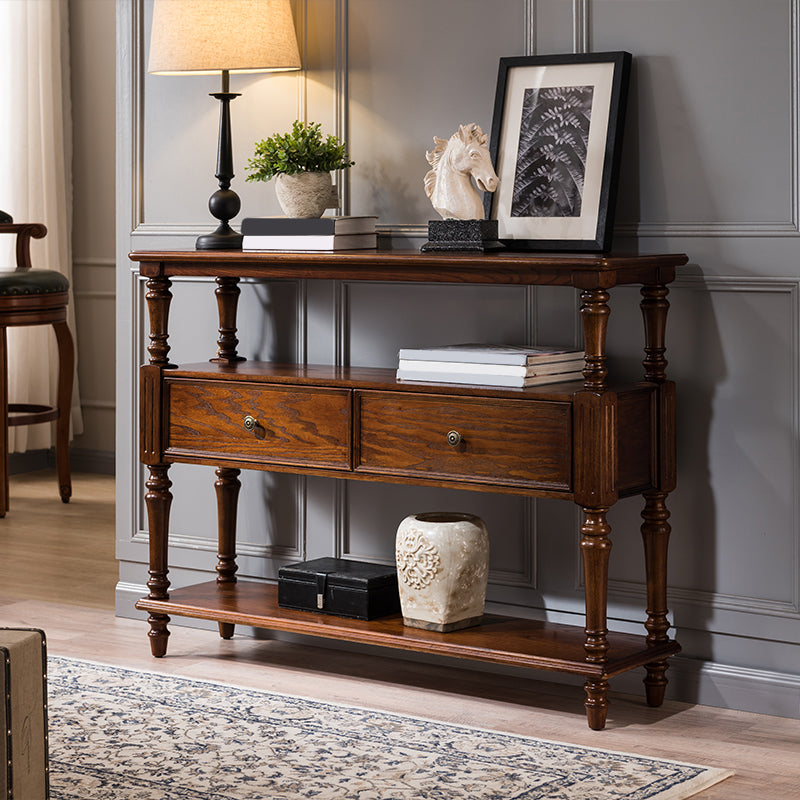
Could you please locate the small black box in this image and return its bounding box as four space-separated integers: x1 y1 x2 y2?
278 557 400 620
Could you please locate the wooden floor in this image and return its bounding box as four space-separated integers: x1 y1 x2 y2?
1 470 798 799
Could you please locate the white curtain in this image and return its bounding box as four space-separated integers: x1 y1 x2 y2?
0 0 82 451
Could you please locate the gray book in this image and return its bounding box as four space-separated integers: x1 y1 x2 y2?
241 215 377 236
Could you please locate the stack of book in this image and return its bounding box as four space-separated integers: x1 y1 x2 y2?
241 215 378 251
396 344 585 387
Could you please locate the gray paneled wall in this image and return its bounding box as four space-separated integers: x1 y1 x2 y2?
116 0 800 718
69 0 116 467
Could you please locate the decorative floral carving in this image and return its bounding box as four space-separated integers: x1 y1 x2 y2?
396 529 442 588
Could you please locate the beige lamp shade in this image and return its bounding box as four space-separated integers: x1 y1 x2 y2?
148 0 301 75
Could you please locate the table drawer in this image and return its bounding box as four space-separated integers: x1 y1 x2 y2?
166 379 351 468
355 391 572 490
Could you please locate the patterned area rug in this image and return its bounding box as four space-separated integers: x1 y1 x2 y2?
47 656 732 800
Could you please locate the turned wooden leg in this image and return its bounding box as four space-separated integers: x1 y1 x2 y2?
641 489 673 706
145 276 175 368
580 506 612 728
215 467 241 639
210 277 245 364
217 624 236 640
643 660 669 707
640 283 670 383
640 283 676 706
584 678 610 731
580 506 612 663
145 463 172 657
53 320 74 503
580 288 611 391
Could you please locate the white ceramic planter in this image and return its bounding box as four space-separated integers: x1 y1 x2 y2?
395 512 489 632
274 171 332 218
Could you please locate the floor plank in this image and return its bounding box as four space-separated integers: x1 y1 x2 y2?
1 470 798 799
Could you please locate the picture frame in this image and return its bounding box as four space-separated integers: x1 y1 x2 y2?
485 52 631 252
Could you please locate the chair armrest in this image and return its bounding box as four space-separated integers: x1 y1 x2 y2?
0 223 48 270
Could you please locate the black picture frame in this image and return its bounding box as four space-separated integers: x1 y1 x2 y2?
485 51 631 252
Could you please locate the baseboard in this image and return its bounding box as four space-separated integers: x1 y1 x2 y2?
69 448 116 475
114 582 800 720
9 448 115 475
8 450 50 474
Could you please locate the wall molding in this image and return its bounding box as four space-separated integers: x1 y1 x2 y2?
131 0 145 230
792 0 799 232
295 0 308 122
524 0 536 56
619 221 800 238
131 474 305 562
73 290 115 301
73 257 116 268
79 399 115 411
619 0 800 238
335 0 350 215
573 0 589 53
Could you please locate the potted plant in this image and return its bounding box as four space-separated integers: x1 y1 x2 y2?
245 120 355 218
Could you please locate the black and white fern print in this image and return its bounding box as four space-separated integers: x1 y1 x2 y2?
512 85 594 218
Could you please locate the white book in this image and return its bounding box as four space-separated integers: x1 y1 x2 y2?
242 233 377 251
395 369 585 388
397 343 585 366
397 357 584 377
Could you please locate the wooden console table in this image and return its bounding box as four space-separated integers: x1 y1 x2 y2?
130 248 687 730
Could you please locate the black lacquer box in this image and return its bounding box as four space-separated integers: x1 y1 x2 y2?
278 557 401 620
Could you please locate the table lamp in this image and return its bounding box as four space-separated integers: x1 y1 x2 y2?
148 0 301 250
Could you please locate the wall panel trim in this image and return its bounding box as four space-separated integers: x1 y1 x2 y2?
573 0 589 53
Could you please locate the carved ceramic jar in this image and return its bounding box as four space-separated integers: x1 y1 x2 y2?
274 171 332 218
395 512 489 632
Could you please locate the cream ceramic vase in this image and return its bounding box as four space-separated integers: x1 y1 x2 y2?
274 171 331 218
395 512 489 632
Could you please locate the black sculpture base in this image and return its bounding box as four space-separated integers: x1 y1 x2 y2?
420 219 504 252
196 222 243 251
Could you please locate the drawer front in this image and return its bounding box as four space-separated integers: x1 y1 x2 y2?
166 380 351 468
355 391 572 490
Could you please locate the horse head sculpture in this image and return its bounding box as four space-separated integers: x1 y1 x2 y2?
424 123 499 220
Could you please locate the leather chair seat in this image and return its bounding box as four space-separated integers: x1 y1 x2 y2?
0 270 70 296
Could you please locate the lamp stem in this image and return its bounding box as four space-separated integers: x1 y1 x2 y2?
196 69 243 250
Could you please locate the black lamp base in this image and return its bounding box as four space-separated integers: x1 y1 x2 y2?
196 80 244 251
196 222 243 251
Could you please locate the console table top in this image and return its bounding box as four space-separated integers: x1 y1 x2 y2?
130 249 688 289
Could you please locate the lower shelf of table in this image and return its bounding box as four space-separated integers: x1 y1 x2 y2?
135 581 680 679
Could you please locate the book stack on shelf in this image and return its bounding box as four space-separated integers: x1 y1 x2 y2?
241 215 378 251
396 344 586 387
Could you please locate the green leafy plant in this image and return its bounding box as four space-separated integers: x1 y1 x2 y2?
245 120 355 182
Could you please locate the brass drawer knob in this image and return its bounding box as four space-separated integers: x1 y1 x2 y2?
243 415 266 440
446 430 463 448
